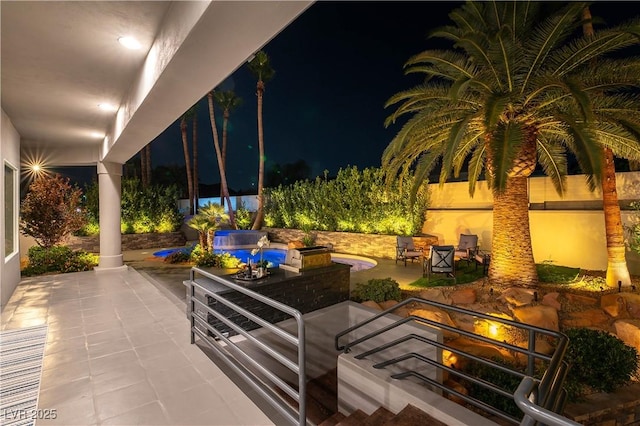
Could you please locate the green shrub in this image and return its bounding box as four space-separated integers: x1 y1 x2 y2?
462 357 523 418
564 328 639 401
188 245 241 268
625 201 640 255
536 261 579 283
84 178 183 234
355 278 401 303
235 201 252 230
164 250 191 264
264 166 429 235
76 220 100 236
218 252 242 269
22 245 98 276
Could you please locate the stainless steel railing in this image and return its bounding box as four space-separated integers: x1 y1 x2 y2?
188 267 307 426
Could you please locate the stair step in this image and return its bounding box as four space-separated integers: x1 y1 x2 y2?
384 404 448 426
337 409 368 426
306 379 338 413
363 407 395 425
318 412 346 426
313 367 338 392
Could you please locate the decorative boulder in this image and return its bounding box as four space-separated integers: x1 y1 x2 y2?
512 305 559 331
379 300 411 318
450 288 477 305
418 289 452 305
613 319 640 354
565 293 598 306
410 307 459 338
498 287 536 307
601 292 640 318
562 309 610 328
541 292 561 310
361 300 383 311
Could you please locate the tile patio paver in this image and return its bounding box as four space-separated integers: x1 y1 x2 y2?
1 267 274 426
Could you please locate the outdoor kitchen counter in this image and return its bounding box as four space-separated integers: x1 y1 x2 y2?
191 263 351 335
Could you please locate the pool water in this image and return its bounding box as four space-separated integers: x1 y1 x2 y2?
153 247 376 271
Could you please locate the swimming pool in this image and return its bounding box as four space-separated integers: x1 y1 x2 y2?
153 247 376 271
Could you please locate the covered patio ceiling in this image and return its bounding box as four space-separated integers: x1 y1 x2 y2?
1 1 312 167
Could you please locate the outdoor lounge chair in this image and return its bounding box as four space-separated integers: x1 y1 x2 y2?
395 236 423 266
423 245 456 283
455 234 479 265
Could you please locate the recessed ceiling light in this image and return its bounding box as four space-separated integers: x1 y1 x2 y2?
118 36 141 50
98 103 117 112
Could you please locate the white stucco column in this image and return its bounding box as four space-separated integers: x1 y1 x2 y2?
95 161 127 271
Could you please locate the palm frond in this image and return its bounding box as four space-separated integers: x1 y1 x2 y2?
559 115 603 191
520 2 586 93
550 21 640 77
536 135 568 196
467 143 487 196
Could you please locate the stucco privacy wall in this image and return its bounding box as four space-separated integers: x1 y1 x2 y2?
424 172 640 275
1 109 21 307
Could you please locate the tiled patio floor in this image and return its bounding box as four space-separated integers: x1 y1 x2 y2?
0 268 274 426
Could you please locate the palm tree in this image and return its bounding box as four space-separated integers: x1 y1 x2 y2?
187 215 210 250
180 107 196 215
199 202 230 252
248 50 275 230
583 6 633 288
140 144 151 188
207 90 236 228
383 1 640 287
192 105 199 213
214 90 242 206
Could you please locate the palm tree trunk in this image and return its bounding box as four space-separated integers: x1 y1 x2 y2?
140 147 148 188
192 113 199 214
180 118 194 215
603 148 631 287
489 176 538 287
220 109 229 207
207 92 236 227
252 81 265 230
582 7 631 287
144 144 151 187
206 230 213 253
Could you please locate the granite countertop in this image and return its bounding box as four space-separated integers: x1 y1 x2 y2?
190 262 350 294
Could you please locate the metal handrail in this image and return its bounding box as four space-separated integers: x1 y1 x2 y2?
334 296 571 425
189 267 307 426
515 377 581 426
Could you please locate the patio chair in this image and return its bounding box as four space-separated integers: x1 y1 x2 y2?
423 245 456 283
395 236 423 266
455 234 479 265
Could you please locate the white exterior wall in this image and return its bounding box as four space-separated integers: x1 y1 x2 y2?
424 172 640 275
1 109 21 307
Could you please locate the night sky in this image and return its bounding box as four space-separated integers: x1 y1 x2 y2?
145 1 461 193
56 2 639 193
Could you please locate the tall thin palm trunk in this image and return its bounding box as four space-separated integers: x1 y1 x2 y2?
140 147 148 187
220 108 229 206
207 91 236 228
489 176 538 287
253 80 266 230
582 6 631 287
144 144 151 187
180 116 194 215
192 112 199 214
